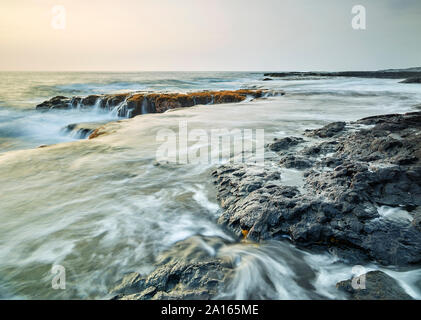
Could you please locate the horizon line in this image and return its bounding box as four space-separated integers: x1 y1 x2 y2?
1 67 419 73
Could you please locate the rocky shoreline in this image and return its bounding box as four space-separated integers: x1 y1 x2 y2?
112 111 421 300
37 89 285 141
264 69 421 83
213 111 421 266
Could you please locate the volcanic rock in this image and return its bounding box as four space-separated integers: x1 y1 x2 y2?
212 112 421 266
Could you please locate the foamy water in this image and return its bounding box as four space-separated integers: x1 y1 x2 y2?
0 72 420 299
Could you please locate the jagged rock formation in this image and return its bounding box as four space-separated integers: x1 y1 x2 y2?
36 89 281 118
111 237 234 300
336 271 413 300
304 121 346 138
111 112 421 301
212 112 421 266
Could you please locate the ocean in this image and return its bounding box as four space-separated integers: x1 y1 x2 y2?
0 72 420 299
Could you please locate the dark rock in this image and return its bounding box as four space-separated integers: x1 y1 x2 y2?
400 77 421 84
212 112 421 266
114 260 229 300
279 155 313 169
267 137 305 152
412 208 421 232
81 95 102 106
305 122 346 138
69 97 82 108
36 96 71 110
112 237 234 300
300 141 338 156
264 68 421 79
61 122 105 139
263 78 273 81
301 145 321 156
336 271 413 300
319 156 343 168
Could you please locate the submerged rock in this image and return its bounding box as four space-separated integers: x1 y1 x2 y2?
336 271 413 300
212 112 421 266
61 122 106 139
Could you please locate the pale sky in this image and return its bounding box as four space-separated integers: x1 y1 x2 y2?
0 0 420 71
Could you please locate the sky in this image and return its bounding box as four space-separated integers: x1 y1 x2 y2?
0 0 420 71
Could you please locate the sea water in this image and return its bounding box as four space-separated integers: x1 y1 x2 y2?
0 72 420 299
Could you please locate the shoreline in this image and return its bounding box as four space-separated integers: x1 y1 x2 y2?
112 111 421 300
263 69 421 83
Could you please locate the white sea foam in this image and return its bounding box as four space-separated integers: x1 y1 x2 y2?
377 206 413 223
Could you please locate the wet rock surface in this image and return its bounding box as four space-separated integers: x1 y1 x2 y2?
111 237 234 300
61 122 106 139
212 112 421 266
36 96 71 110
336 271 413 300
36 89 283 118
305 121 345 138
266 136 305 152
112 112 421 300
